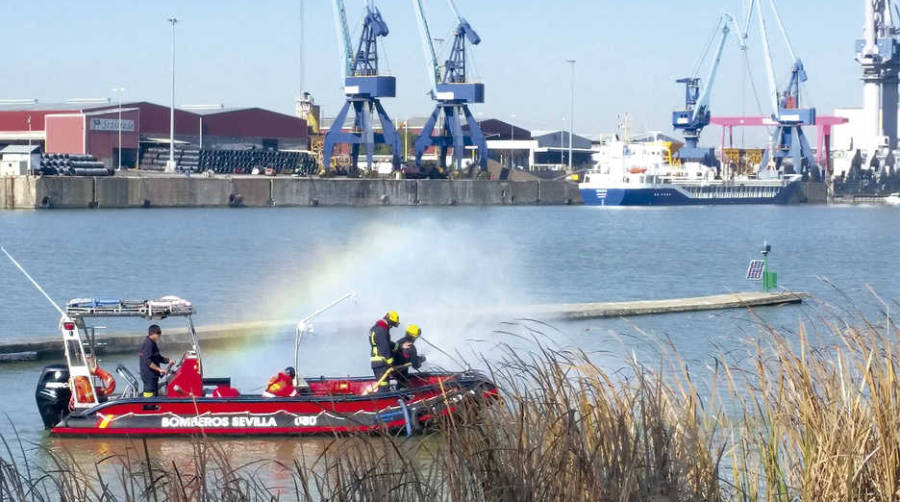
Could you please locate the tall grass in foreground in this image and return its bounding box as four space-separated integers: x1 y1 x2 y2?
2 309 899 501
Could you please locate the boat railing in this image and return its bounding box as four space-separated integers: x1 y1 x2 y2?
65 297 194 320
115 364 139 398
660 177 792 187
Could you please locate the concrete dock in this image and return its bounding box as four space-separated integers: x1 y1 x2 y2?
0 175 828 209
0 175 582 209
524 291 809 319
0 291 808 361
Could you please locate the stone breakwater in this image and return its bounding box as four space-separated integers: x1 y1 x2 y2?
0 176 582 209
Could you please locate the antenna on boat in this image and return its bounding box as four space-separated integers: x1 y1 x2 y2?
1 246 65 317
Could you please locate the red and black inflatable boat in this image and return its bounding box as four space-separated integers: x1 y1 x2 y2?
35 296 497 436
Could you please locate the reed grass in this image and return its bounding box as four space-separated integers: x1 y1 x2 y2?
3 306 899 501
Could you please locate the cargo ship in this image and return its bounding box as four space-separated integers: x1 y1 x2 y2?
578 135 803 206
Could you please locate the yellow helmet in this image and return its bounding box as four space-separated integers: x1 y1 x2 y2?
406 324 421 338
385 311 399 326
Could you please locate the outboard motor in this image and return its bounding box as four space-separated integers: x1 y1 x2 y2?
35 364 71 429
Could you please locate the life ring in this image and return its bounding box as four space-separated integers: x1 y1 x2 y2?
91 367 116 398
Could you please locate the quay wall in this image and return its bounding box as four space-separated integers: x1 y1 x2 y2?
799 182 827 204
0 176 582 209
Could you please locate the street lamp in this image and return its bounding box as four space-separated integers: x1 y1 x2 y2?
566 59 576 173
398 118 409 162
167 17 179 172
181 104 224 150
112 88 126 170
510 113 517 169
560 117 565 168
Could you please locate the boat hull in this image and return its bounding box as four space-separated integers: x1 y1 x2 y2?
578 182 801 206
49 372 497 436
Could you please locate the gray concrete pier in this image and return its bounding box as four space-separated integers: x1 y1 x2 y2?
524 291 810 319
0 175 582 209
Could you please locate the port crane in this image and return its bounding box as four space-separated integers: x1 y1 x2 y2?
323 0 402 173
851 0 900 181
411 0 488 174
754 0 819 179
672 12 747 165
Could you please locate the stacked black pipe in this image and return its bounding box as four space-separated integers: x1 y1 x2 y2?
197 149 317 175
139 146 201 172
36 153 112 176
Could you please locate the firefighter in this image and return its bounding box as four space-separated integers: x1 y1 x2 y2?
139 324 171 397
263 367 298 397
369 311 399 392
393 324 426 387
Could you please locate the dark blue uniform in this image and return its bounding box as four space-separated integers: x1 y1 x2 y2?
369 319 394 391
139 336 169 396
392 336 424 385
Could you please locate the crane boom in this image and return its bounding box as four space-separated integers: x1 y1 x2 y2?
412 0 440 93
740 0 755 46
332 0 354 79
691 14 733 125
755 0 780 116
445 0 462 21
768 0 797 62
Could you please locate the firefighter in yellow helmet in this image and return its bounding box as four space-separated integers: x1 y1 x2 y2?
369 311 399 392
392 324 426 387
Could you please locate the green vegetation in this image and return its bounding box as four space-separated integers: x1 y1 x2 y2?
4 307 900 501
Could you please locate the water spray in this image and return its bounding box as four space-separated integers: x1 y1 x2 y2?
418 334 467 370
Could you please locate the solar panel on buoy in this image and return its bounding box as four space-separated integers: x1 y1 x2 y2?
746 260 764 280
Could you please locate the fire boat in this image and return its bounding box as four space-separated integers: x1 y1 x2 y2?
35 295 498 436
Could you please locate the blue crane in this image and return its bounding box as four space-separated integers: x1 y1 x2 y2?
672 12 745 165
412 0 488 174
323 0 402 174
755 0 819 180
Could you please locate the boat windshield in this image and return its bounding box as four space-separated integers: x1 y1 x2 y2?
66 339 87 366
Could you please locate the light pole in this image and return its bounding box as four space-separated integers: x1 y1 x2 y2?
402 119 410 162
167 17 179 172
566 59 576 173
559 118 565 168
181 104 223 150
112 87 125 170
510 113 517 169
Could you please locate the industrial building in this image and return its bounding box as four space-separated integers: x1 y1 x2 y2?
320 116 593 171
0 145 41 176
480 119 593 170
0 102 307 169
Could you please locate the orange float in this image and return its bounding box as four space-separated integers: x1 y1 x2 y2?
91 367 115 398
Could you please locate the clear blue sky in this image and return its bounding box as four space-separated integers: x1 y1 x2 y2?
3 0 862 143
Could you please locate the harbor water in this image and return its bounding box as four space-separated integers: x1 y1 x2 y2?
0 205 898 473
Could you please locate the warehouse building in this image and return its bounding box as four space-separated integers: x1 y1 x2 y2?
0 102 307 169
